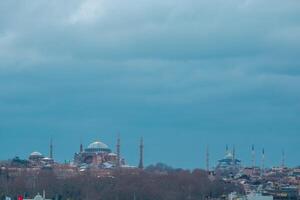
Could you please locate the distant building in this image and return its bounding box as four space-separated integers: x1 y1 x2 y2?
2 136 142 176
263 185 299 200
28 152 54 167
10 156 30 168
29 152 44 162
24 191 51 200
216 149 241 177
247 193 273 200
74 140 125 169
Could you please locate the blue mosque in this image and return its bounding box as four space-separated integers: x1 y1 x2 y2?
215 146 241 177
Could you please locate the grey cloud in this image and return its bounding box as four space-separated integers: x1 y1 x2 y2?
1 0 300 63
0 0 299 167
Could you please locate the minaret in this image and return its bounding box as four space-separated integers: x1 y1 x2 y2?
133 192 136 200
226 145 229 154
233 145 236 161
80 137 83 153
281 149 285 168
206 145 209 172
138 137 144 169
261 148 265 176
251 145 256 168
80 143 83 153
116 134 121 168
50 138 53 159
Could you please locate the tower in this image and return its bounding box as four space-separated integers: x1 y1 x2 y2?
116 134 121 168
206 145 209 172
281 149 285 168
80 137 83 153
233 145 236 161
261 148 265 176
50 138 53 159
80 143 83 153
251 145 256 168
226 144 229 154
138 137 144 169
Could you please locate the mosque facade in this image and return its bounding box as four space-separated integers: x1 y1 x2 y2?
28 151 54 168
5 136 144 172
74 140 125 169
215 147 241 177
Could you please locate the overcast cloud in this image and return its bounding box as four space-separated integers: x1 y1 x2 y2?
0 0 299 168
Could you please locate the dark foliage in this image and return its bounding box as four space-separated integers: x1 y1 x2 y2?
0 165 243 200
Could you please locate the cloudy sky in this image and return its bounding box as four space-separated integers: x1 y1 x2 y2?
0 0 299 169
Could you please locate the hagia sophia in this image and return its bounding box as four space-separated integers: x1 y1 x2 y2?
8 136 145 171
73 139 125 169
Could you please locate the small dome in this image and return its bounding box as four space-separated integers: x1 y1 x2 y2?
42 157 53 161
30 151 43 157
88 141 109 149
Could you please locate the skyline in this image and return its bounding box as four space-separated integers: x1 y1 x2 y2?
0 0 299 169
0 133 297 169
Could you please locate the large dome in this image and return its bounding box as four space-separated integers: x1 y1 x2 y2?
84 140 112 153
88 141 109 149
30 151 43 157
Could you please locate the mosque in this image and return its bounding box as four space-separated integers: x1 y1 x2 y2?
74 140 122 169
73 137 144 169
9 136 144 170
27 140 54 168
215 146 241 177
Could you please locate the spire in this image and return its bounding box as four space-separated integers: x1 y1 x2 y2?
80 136 83 153
233 145 236 160
226 144 229 154
261 148 265 176
50 138 53 159
116 134 121 168
252 144 256 168
281 149 285 168
80 143 83 153
138 137 144 169
206 145 209 172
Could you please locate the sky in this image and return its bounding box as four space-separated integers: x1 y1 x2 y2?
0 0 299 169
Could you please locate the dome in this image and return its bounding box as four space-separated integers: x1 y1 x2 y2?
85 141 111 153
108 152 117 156
30 151 43 157
42 157 53 161
224 152 234 159
88 141 109 149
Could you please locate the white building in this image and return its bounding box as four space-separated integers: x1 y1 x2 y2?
24 191 51 200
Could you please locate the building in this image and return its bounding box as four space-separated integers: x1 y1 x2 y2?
74 140 125 169
263 185 299 200
216 148 241 177
247 192 273 200
29 152 44 162
23 191 51 200
28 151 54 168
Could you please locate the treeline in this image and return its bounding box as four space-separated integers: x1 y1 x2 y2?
0 164 243 200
